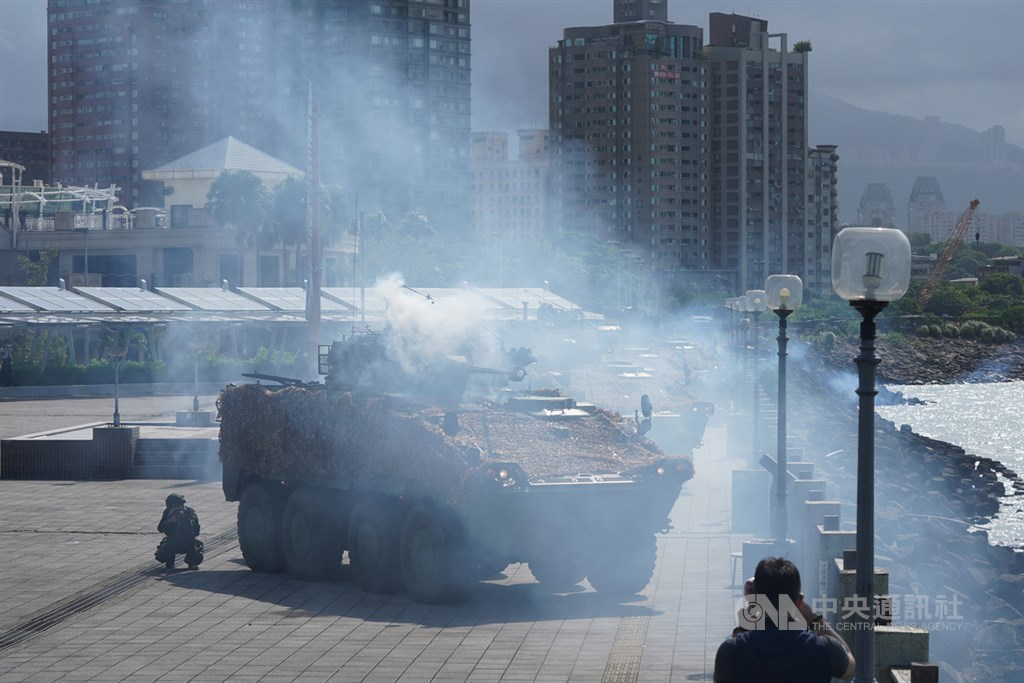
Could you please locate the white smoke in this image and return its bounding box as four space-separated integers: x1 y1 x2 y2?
375 273 505 375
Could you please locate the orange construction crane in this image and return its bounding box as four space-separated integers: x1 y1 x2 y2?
916 198 980 309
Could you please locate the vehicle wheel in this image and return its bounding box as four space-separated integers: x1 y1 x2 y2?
283 488 343 580
348 499 401 594
399 504 463 603
585 533 657 598
529 554 586 591
238 481 286 573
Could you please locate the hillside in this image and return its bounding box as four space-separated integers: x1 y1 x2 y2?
808 92 1024 224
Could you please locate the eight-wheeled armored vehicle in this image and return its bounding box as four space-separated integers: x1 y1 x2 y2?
220 331 695 602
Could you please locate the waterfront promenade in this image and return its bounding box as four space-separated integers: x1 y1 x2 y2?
0 393 749 682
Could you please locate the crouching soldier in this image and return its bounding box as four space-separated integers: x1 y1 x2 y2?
156 493 204 570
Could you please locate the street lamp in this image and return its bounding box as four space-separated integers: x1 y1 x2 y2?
744 289 767 462
104 327 132 428
832 227 911 683
724 298 737 353
727 297 742 359
714 273 737 295
766 274 802 548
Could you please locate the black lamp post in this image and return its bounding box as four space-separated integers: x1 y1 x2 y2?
104 326 131 428
832 227 911 683
744 289 767 461
724 297 737 357
766 274 802 547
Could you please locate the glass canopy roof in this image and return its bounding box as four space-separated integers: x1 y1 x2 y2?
1 286 596 328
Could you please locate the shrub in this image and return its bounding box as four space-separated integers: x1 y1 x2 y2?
960 321 983 339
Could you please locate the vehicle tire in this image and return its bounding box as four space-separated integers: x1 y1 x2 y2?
399 503 463 603
585 533 657 598
348 498 401 594
529 554 586 591
283 488 343 581
238 481 286 573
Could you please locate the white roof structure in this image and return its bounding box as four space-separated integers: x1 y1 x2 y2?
0 286 601 329
143 137 301 181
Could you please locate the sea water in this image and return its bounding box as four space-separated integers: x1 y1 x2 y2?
876 380 1024 551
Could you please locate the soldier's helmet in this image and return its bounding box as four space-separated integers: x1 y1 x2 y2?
166 493 186 507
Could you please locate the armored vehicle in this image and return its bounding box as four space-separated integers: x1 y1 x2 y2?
220 331 695 602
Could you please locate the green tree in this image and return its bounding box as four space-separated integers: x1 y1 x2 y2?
909 232 932 248
546 233 644 313
946 247 986 280
922 283 972 317
319 184 350 248
268 175 306 284
206 170 271 286
17 245 59 286
980 272 1024 297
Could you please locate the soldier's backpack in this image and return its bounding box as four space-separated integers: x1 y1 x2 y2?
166 506 200 545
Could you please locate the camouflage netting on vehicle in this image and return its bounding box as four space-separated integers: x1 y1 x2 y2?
218 384 692 498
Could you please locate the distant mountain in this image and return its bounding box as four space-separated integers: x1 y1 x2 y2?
808 92 1023 224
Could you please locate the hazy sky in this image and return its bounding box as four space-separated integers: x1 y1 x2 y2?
2 0 1023 147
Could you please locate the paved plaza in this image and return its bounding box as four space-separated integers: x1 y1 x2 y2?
0 390 750 682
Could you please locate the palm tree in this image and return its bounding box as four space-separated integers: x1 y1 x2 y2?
206 170 270 285
268 176 307 285
319 184 350 249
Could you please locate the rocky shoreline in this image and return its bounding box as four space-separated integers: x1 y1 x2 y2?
785 345 1024 682
811 336 1024 386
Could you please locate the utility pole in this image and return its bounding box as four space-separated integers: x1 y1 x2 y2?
306 82 322 377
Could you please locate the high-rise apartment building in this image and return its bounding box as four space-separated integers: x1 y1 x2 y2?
704 12 825 293
549 2 836 295
857 183 897 228
46 0 471 232
907 176 945 236
472 130 552 245
0 132 51 186
277 1 472 234
549 1 708 286
47 0 276 207
805 144 839 294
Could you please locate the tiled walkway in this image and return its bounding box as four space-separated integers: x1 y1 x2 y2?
1 404 750 682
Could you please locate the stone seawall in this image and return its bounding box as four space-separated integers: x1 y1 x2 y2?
786 348 1024 682
812 337 1024 385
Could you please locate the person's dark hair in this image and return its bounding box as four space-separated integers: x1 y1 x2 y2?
753 556 801 607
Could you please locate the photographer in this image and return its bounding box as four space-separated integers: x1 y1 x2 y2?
713 556 855 682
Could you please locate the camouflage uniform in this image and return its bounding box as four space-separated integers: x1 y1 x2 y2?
155 493 204 569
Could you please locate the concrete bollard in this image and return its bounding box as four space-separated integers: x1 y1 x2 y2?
801 501 840 588
910 662 938 683
731 469 770 534
836 558 890 646
874 627 930 683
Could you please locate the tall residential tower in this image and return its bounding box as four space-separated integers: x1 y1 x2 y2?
46 0 471 232
549 2 837 295
549 1 708 288
704 12 832 293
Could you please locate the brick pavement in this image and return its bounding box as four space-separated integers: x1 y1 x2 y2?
0 398 752 682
